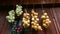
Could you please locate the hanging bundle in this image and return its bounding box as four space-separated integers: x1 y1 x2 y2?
31 9 42 30
6 5 23 34
41 10 51 28
6 10 15 23
22 9 30 28
16 5 23 16
6 5 23 23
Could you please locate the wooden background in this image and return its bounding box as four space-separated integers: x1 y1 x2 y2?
0 0 60 34
0 0 60 6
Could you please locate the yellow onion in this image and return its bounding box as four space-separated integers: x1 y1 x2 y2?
41 15 45 18
44 13 47 16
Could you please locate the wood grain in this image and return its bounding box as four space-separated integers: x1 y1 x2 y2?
0 0 60 6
